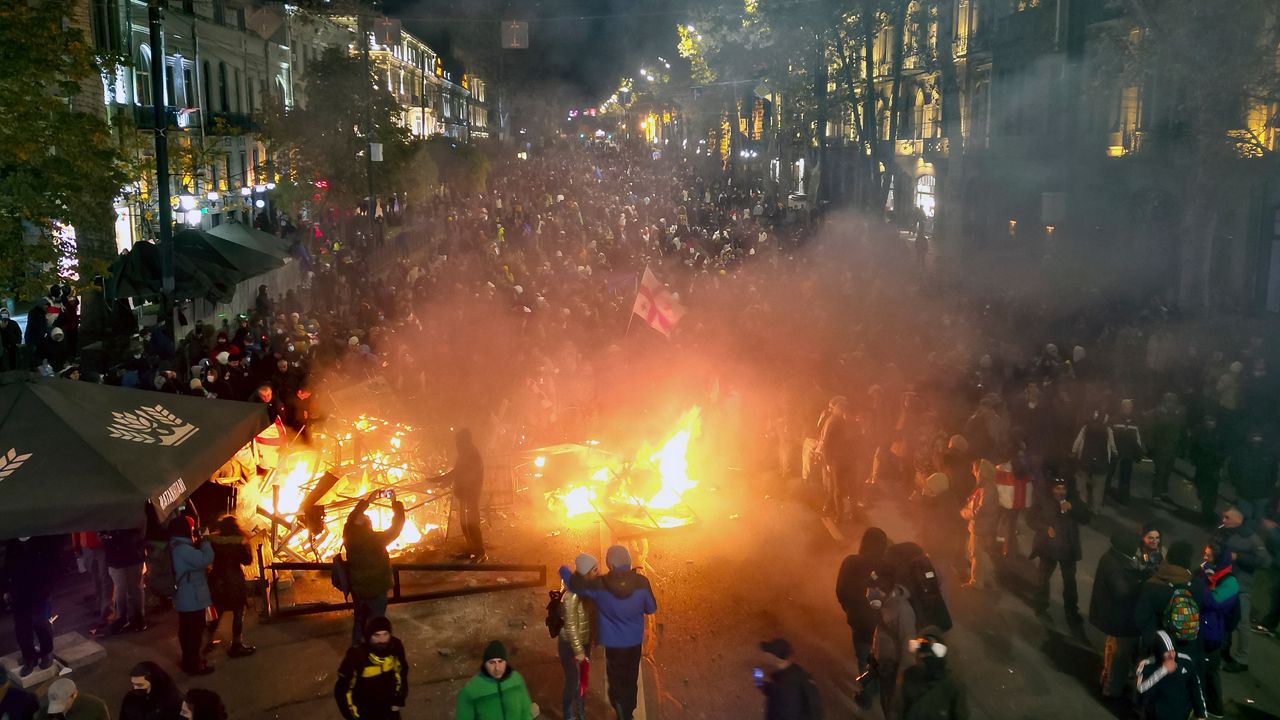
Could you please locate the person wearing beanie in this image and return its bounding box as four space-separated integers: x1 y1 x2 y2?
334 616 408 720
899 629 967 720
556 554 598 720
37 677 109 720
1135 540 1197 648
757 638 822 720
560 545 657 720
169 517 215 675
455 640 535 720
1088 528 1144 702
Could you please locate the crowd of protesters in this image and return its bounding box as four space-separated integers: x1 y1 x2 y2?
3 138 1279 720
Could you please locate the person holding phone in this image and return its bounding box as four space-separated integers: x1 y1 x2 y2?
343 490 406 647
757 638 823 720
1029 478 1092 623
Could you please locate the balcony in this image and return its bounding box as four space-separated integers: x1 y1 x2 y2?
207 111 254 133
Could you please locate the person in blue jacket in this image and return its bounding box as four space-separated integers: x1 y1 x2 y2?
560 545 657 720
169 517 215 676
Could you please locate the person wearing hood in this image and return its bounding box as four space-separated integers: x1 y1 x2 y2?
1211 507 1270 673
24 299 49 352
439 428 486 561
757 638 823 720
1089 528 1144 701
1135 540 1196 646
119 662 183 720
899 629 967 720
560 545 657 720
1135 631 1207 720
0 308 21 370
557 554 597 720
1191 542 1238 717
836 527 889 672
455 640 534 720
170 517 215 675
1029 478 1091 621
866 569 917 720
334 616 408 720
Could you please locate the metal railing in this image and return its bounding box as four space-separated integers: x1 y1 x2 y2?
256 545 546 619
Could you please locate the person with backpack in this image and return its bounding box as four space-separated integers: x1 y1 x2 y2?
884 542 952 634
757 638 823 720
560 545 657 720
836 527 890 673
1135 540 1200 654
334 616 409 720
554 554 597 720
864 568 918 720
342 490 406 647
1088 529 1144 704
1029 478 1091 622
1135 630 1208 720
1192 542 1238 719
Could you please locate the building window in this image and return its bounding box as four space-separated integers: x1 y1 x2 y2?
134 45 151 106
201 61 212 111
212 0 225 25
183 66 195 108
235 8 245 31
915 174 936 218
218 62 229 112
247 76 255 114
165 59 177 106
234 68 242 112
91 0 122 55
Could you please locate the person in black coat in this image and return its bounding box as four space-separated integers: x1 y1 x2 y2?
119 661 182 720
2 536 58 676
835 527 889 673
439 428 485 560
1029 479 1091 621
205 516 255 658
1089 528 1144 700
0 309 22 371
758 638 823 720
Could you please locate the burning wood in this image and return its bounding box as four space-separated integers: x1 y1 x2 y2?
540 407 702 531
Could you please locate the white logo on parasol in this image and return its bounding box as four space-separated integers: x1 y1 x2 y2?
108 405 199 446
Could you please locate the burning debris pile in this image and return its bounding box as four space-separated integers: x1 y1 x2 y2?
244 414 450 562
537 407 702 531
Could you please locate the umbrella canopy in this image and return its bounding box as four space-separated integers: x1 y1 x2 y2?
207 222 293 260
105 241 237 304
0 373 269 538
173 228 283 279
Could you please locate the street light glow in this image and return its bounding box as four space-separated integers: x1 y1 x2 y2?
206 191 219 202
266 182 276 190
239 187 252 196
178 194 196 211
255 199 266 208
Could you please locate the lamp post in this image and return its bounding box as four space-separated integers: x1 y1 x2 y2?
148 0 176 329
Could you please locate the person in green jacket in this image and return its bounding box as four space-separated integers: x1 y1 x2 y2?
456 641 536 720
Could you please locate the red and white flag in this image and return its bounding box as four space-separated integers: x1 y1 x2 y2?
632 267 686 337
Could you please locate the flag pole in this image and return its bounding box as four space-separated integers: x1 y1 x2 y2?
625 267 643 336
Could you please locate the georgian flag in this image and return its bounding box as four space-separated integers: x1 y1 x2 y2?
632 267 686 337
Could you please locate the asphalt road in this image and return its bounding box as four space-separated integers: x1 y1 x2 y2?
4 461 1279 720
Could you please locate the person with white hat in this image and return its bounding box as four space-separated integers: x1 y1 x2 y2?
37 678 109 720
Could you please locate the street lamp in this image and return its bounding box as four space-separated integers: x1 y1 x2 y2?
265 182 276 190
178 194 197 211
255 199 266 209
206 191 220 202
239 187 252 197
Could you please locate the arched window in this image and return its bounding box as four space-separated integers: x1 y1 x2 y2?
202 60 212 111
915 174 937 218
134 45 151 106
218 61 229 112
233 68 242 112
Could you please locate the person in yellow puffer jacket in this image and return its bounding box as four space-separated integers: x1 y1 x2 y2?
558 553 598 720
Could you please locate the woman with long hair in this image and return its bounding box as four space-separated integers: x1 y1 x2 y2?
119 661 183 720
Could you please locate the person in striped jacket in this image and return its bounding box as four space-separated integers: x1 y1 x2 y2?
1135 630 1207 720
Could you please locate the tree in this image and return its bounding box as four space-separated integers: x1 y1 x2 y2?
257 46 409 208
0 0 127 300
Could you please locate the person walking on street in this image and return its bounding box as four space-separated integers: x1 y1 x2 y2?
817 396 859 519
205 516 256 658
342 490 406 647
557 554 597 720
866 570 918 720
1107 399 1144 505
1192 542 1238 719
1089 529 1144 704
119 662 183 720
1135 631 1207 720
73 532 112 633
170 518 215 676
334 616 408 720
757 638 823 720
1070 409 1114 511
1030 479 1091 622
1212 508 1271 673
1147 393 1186 505
455 641 535 720
1227 430 1278 526
441 429 486 561
836 527 889 672
36 678 109 720
101 526 147 635
561 545 657 720
2 536 57 677
899 629 967 720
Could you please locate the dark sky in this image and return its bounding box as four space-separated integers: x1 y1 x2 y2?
382 0 679 104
